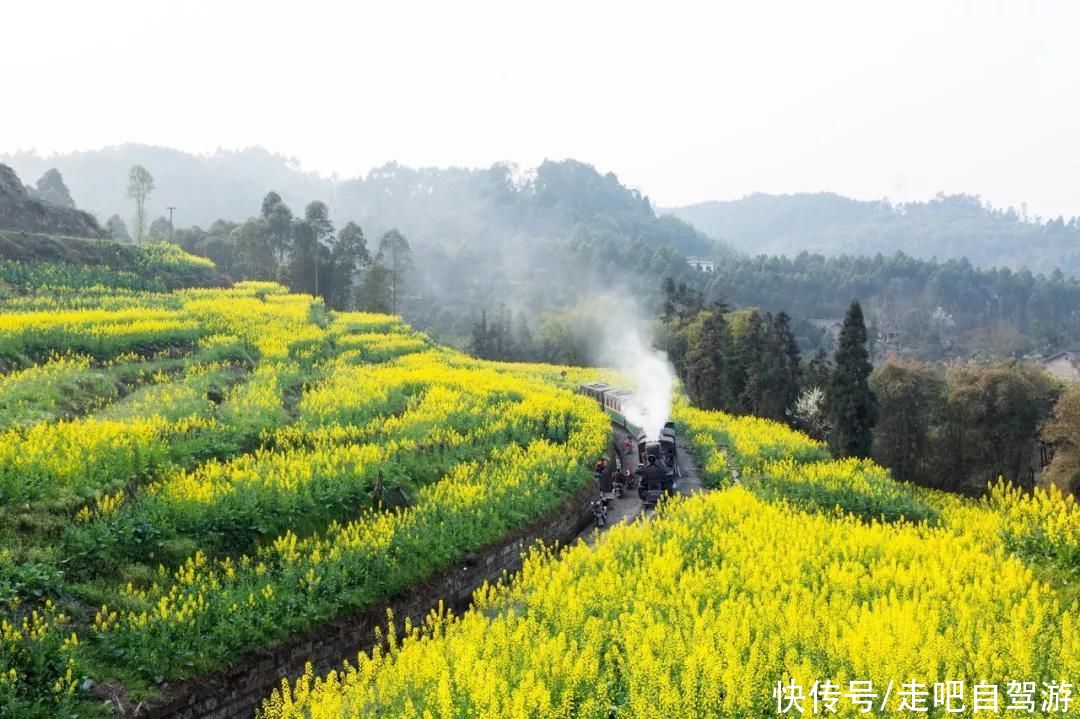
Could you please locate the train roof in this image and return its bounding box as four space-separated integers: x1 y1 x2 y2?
607 388 634 398
580 381 614 391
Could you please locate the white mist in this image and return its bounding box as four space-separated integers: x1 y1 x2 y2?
586 295 676 440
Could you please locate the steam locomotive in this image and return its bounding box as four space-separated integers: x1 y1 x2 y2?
579 381 679 487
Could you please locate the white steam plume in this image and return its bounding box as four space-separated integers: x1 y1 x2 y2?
617 325 675 440
585 294 676 441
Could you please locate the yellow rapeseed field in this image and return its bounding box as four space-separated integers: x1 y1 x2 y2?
2 274 1076 718
261 406 1080 719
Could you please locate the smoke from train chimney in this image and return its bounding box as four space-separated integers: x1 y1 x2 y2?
616 324 675 440
586 295 676 440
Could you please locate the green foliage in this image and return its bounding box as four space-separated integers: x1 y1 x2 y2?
0 232 222 291
870 359 1061 495
869 360 944 485
683 309 737 410
827 300 877 458
126 165 154 245
372 228 412 314
105 214 129 242
0 597 82 718
738 310 801 420
0 355 182 430
468 305 535 362
664 290 803 425
941 361 1060 493
697 250 1080 361
32 169 75 209
1042 384 1080 496
753 458 939 525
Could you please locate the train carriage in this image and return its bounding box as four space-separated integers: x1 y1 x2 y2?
577 382 677 484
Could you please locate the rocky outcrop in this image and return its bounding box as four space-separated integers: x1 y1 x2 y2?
0 163 104 237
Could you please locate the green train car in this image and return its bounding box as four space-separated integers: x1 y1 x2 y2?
579 381 642 436
578 381 678 481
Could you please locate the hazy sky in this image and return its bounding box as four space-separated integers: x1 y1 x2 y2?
5 0 1078 217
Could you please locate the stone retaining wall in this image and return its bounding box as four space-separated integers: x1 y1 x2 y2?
128 480 597 719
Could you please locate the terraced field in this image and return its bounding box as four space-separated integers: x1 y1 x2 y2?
1 239 1077 718
260 406 1080 718
0 243 612 717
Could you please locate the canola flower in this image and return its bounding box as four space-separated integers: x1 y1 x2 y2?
0 353 118 428
0 307 206 361
679 404 1080 568
261 403 1079 719
333 332 430 363
3 277 1077 718
0 285 184 313
987 480 1080 571
0 598 80 714
673 403 825 475
89 428 606 680
0 284 609 693
0 359 244 505
0 242 212 294
329 311 410 335
261 492 1078 719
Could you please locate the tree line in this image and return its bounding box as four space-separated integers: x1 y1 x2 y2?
659 278 877 460
697 250 1080 360
660 276 1080 498
103 165 413 312
170 191 413 312
870 358 1078 496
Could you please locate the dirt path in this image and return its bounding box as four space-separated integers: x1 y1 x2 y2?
579 423 707 542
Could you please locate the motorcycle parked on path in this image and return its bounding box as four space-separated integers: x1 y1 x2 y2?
612 473 626 498
591 496 611 527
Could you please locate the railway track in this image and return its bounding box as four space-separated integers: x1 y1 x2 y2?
579 422 706 541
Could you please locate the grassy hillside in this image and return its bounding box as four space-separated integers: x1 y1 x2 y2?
0 231 228 296
0 267 610 716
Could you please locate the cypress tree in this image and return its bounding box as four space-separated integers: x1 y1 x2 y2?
768 311 802 421
806 347 832 390
685 309 735 410
827 299 877 457
469 310 491 359
738 310 767 415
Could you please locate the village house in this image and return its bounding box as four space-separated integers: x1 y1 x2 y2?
686 256 715 272
1042 349 1080 383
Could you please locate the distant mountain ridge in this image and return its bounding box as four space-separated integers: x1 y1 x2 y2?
1 146 717 258
2 145 331 229
665 192 1080 278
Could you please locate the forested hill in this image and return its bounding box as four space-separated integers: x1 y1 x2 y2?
2 146 717 258
666 192 1080 278
9 146 722 345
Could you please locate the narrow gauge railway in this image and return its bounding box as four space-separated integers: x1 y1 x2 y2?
577 381 694 529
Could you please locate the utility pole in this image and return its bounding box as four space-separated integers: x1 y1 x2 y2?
166 206 176 244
